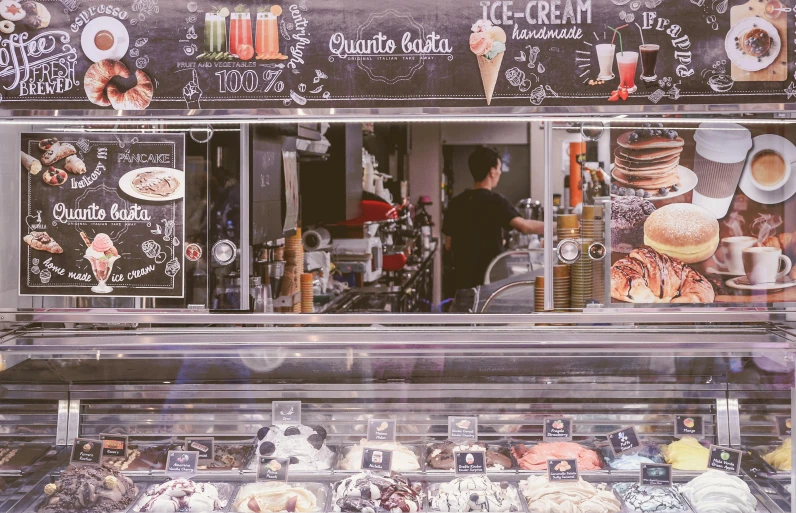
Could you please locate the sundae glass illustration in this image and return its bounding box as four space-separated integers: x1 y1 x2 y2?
81 232 120 294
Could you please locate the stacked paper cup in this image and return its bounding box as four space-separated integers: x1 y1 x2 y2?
286 229 304 313
300 273 314 313
556 214 579 241
552 265 571 311
534 276 545 312
580 205 604 240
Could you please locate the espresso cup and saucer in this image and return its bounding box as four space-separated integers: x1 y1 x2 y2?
726 246 796 291
81 16 130 63
739 134 796 205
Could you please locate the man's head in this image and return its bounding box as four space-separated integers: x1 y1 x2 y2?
468 146 502 188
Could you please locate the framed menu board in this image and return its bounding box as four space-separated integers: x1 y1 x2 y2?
19 132 185 297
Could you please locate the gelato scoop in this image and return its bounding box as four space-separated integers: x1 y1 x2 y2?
615 483 687 512
339 440 420 472
37 464 138 513
519 476 621 513
136 479 225 512
511 443 603 471
763 438 791 471
430 475 519 512
233 482 318 513
255 425 334 471
427 441 513 471
679 470 758 513
332 472 423 513
604 445 662 470
82 232 119 258
661 437 709 471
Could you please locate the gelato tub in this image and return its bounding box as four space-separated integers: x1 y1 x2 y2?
511 442 605 471
337 440 422 472
332 471 424 513
232 481 328 513
615 483 690 512
35 465 140 513
428 475 520 512
600 444 664 471
425 441 513 472
519 475 621 513
132 479 237 512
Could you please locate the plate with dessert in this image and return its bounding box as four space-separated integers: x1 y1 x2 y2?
119 167 185 202
739 134 796 204
725 17 780 72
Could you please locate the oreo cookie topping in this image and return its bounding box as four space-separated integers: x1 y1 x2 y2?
333 472 423 513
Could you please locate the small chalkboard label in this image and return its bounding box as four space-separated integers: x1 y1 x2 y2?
606 427 641 456
257 457 290 482
454 450 486 475
640 463 672 487
449 417 478 440
547 458 579 481
776 416 792 437
166 451 200 477
100 434 128 458
361 448 393 472
272 401 301 425
184 438 214 462
674 416 704 438
71 439 103 467
707 445 742 474
543 418 573 442
368 419 396 442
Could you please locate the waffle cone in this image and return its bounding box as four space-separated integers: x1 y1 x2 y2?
477 53 504 105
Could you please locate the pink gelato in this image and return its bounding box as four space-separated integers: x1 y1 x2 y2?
511 443 603 471
92 233 113 253
470 32 493 56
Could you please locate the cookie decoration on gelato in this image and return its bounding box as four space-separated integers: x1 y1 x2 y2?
431 475 519 512
255 425 335 471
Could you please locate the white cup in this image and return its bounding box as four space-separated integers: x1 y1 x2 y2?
712 236 758 275
742 246 792 285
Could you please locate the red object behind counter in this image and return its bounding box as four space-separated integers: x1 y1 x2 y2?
336 200 398 227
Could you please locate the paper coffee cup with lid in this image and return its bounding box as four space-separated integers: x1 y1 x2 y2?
692 123 753 219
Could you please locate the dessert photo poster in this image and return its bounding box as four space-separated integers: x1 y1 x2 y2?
609 123 796 305
19 132 186 297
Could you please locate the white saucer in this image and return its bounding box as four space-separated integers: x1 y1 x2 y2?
739 134 796 205
119 168 185 202
725 17 781 72
705 267 745 277
726 275 796 291
81 16 129 63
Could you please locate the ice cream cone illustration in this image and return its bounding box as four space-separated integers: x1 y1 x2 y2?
470 19 506 105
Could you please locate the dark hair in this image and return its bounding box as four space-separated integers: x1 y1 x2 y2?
468 146 501 182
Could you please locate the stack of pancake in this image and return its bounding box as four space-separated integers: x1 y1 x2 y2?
612 131 685 191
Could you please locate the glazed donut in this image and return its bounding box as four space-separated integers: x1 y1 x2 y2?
0 19 14 33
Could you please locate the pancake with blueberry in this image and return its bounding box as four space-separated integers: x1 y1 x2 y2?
612 124 684 191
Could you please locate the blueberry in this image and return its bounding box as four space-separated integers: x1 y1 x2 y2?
652 129 662 137
635 189 645 197
659 187 669 197
642 122 652 128
469 494 480 503
654 122 664 128
671 183 680 192
312 426 328 440
307 434 324 450
256 427 271 440
640 129 652 138
624 188 635 196
628 133 639 143
643 191 652 199
618 187 627 196
284 426 301 436
610 184 618 194
259 441 276 456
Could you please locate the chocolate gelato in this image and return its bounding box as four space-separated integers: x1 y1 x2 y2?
427 441 513 471
37 465 138 513
611 196 656 254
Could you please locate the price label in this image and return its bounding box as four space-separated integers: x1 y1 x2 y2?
272 401 301 424
166 451 199 478
640 463 672 487
707 445 742 474
257 457 290 482
184 438 214 461
547 458 579 481
674 416 704 438
543 418 573 442
454 450 486 475
100 434 128 458
606 427 641 457
449 417 478 440
367 419 396 442
361 448 392 472
776 416 792 437
71 438 103 467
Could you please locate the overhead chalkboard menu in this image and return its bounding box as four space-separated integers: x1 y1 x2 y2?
0 0 791 112
20 131 185 297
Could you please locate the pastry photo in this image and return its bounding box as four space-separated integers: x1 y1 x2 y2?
84 59 153 110
40 141 76 166
23 231 63 254
119 167 185 202
41 166 67 186
81 16 129 62
20 151 41 175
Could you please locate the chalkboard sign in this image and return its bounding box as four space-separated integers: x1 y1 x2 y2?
19 132 185 297
0 0 792 114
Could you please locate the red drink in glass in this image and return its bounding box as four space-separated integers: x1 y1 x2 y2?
256 12 279 57
616 51 639 93
229 12 252 57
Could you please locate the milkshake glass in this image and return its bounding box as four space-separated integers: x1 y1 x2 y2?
616 51 639 93
596 44 616 80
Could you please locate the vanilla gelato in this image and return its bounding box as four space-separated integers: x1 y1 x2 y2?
256 425 335 471
234 482 318 513
339 440 420 472
520 476 621 513
679 470 758 513
431 475 519 512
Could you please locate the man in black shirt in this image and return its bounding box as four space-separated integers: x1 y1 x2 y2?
442 146 544 291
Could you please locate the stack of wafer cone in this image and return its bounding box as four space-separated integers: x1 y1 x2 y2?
300 273 314 313
285 229 304 313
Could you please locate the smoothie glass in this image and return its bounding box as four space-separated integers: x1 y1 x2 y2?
230 11 253 57
616 51 639 93
596 44 616 80
256 11 279 56
204 13 227 53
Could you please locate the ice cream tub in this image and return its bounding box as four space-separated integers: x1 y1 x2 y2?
231 481 329 513
131 479 239 512
424 440 515 474
331 472 425 513
510 440 608 473
745 441 789 475
427 477 521 513
599 444 665 472
336 440 424 473
614 482 692 513
29 466 145 513
520 475 623 513
0 443 51 474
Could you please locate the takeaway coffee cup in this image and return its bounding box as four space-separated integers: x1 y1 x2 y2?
742 246 792 285
692 123 753 219
712 236 757 275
